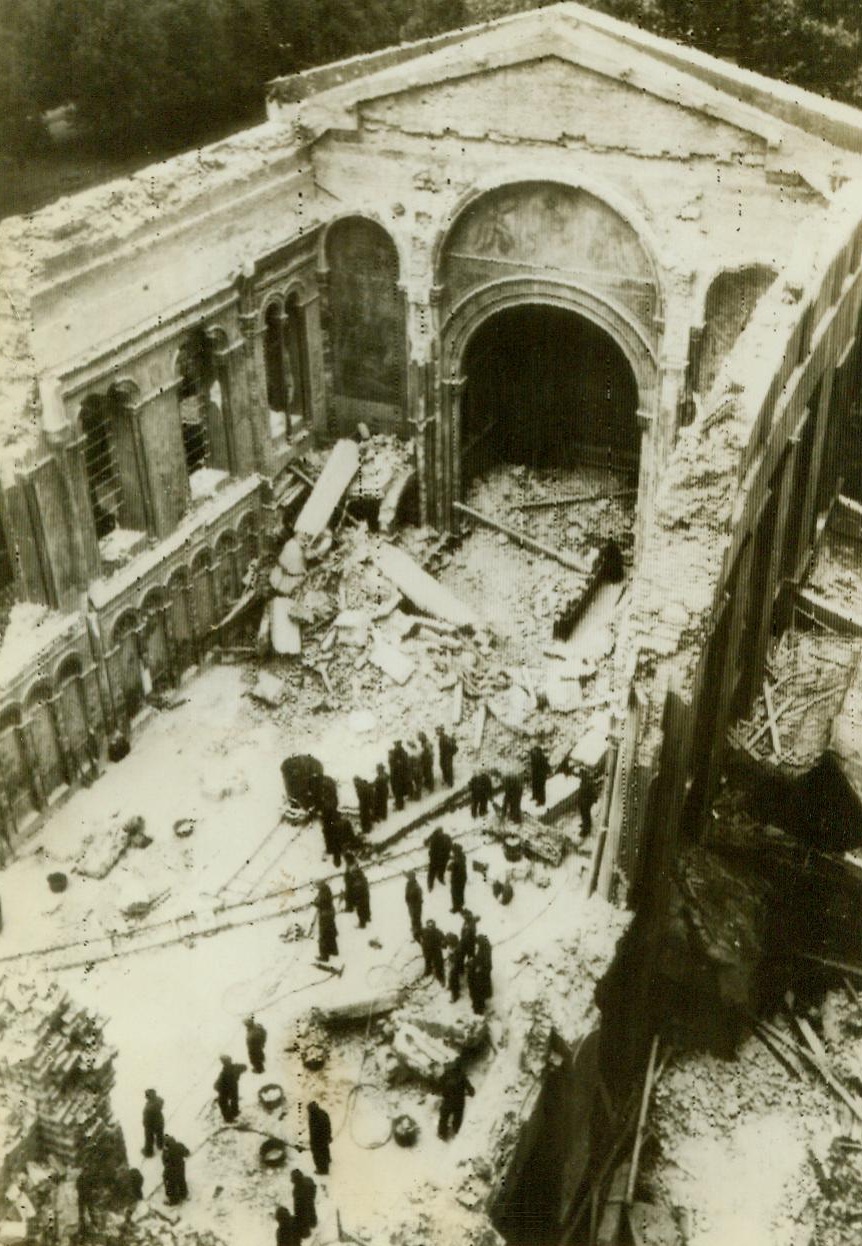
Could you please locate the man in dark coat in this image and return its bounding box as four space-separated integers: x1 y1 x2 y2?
353 776 374 835
449 843 467 914
437 1059 475 1139
501 771 524 823
475 932 494 998
388 741 409 811
421 919 445 985
330 814 357 869
162 1135 190 1205
343 853 360 914
405 870 423 942
426 825 452 891
578 768 600 839
529 744 551 807
275 1204 301 1246
467 956 491 1015
353 865 371 929
469 771 492 818
307 1101 333 1175
315 774 339 819
314 880 334 914
244 1016 267 1074
459 909 477 963
142 1088 164 1157
418 731 435 793
436 725 458 787
214 1056 246 1123
373 763 389 822
446 933 465 1003
291 1169 317 1239
318 904 339 962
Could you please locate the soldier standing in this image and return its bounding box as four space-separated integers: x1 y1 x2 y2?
142 1088 164 1158
437 1059 475 1139
476 932 494 998
501 771 524 823
421 919 446 984
449 842 467 914
436 725 458 787
343 853 360 914
353 776 374 835
426 825 452 891
244 1016 267 1074
275 1205 301 1246
307 1101 333 1175
214 1056 246 1123
418 731 435 793
318 904 339 963
577 767 600 839
469 770 492 818
162 1135 190 1205
388 741 409 811
373 763 389 822
446 933 465 1003
459 909 477 963
405 870 423 941
529 744 551 807
467 956 491 1015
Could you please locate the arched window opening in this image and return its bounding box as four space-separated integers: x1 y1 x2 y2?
265 304 288 434
177 328 216 479
284 293 310 435
81 393 123 538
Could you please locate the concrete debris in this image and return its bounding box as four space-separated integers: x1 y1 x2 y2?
269 598 302 655
368 634 414 685
374 542 478 628
249 670 286 706
294 438 360 539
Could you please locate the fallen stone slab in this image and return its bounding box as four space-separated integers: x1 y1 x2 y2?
250 670 286 706
391 1020 457 1082
523 772 583 825
314 990 400 1029
374 542 478 628
270 599 302 655
369 634 414 685
295 439 360 539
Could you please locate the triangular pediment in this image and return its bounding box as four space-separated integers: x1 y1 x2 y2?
357 52 772 160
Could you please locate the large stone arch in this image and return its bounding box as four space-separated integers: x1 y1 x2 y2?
430 180 663 529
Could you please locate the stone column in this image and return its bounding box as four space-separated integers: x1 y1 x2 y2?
125 397 157 536
57 434 99 588
312 265 337 439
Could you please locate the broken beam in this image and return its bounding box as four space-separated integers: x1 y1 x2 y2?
518 488 638 510
453 502 586 572
762 680 783 759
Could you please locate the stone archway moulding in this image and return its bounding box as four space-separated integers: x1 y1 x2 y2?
433 277 661 533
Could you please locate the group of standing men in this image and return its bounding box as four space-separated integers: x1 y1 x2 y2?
468 744 599 838
273 1101 332 1243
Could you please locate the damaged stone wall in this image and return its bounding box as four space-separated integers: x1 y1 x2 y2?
592 181 862 1115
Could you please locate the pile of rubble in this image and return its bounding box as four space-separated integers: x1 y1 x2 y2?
728 629 857 773
647 982 862 1245
0 977 120 1177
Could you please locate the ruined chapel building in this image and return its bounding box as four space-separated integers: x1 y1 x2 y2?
2 0 862 926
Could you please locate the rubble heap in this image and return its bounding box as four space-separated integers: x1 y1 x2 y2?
0 977 120 1180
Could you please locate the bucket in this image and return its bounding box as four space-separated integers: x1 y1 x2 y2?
258 1083 285 1112
47 872 68 894
259 1138 288 1168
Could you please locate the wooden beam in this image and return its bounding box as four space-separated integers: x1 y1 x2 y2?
762 680 783 759
625 1034 660 1206
453 501 587 573
517 488 638 510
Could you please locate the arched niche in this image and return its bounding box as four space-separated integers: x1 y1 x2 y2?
323 217 407 433
438 182 661 345
693 265 778 397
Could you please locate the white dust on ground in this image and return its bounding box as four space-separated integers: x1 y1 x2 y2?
1 658 626 1244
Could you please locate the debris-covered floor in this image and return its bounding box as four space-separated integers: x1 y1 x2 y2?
0 461 635 1244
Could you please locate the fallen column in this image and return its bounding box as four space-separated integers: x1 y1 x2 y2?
453 501 587 573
